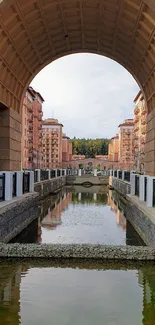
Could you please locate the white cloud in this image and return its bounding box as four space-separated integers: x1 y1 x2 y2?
31 53 139 139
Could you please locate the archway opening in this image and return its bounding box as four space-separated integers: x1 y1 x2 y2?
23 53 142 172
0 0 155 174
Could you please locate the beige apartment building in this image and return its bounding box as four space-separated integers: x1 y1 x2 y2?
133 91 147 171
42 118 63 169
108 135 119 162
62 133 72 168
21 86 44 169
118 119 134 170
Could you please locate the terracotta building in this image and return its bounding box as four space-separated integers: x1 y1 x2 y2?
118 119 134 170
133 91 147 171
42 118 63 169
108 134 119 162
21 86 44 169
62 133 72 166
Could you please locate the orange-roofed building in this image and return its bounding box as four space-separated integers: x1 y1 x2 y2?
118 119 134 170
133 91 147 171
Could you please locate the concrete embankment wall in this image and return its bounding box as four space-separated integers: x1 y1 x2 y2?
109 177 155 246
109 176 131 196
34 176 66 198
0 193 39 243
1 243 155 260
0 176 67 243
126 195 155 246
67 175 109 186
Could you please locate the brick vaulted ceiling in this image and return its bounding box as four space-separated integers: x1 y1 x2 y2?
1 0 155 113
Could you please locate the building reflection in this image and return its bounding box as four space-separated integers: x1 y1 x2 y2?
1 262 155 325
40 193 72 234
107 190 126 231
0 264 22 325
138 269 155 325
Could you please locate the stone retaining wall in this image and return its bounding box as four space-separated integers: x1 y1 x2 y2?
0 193 39 243
110 176 131 196
126 195 155 246
0 243 155 260
34 176 66 198
0 176 66 243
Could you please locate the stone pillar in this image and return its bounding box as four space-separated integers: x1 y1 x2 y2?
78 193 81 201
139 175 145 201
122 171 125 181
60 169 62 177
4 172 13 201
29 171 34 192
16 171 23 197
93 193 97 201
36 169 41 182
64 169 67 176
146 176 154 207
0 106 21 171
94 169 97 176
131 173 136 196
55 169 58 178
78 169 82 176
48 169 50 179
145 108 155 176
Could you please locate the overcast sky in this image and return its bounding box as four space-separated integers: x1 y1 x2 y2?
31 53 139 139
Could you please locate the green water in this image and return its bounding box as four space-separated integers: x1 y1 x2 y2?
0 260 155 325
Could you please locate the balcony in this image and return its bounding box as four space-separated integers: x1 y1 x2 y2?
134 116 139 123
29 125 33 131
141 119 146 126
141 139 145 145
134 107 140 115
134 126 139 132
142 108 147 115
28 115 33 122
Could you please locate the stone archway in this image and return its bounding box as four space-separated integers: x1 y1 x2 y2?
0 0 155 173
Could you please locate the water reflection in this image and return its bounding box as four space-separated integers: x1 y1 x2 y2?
11 186 145 246
1 260 155 325
107 190 126 231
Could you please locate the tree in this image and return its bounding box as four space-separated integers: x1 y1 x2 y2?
71 138 110 157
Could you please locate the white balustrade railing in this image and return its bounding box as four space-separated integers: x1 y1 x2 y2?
110 168 155 208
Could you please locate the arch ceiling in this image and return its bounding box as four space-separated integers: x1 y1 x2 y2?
0 0 155 113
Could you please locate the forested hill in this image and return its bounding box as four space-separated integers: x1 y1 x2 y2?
71 138 110 158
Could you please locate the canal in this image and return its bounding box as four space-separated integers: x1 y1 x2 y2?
11 185 144 246
2 185 155 325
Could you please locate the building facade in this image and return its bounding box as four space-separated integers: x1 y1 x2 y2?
62 133 72 168
118 119 134 170
133 91 147 171
108 135 119 162
42 118 63 169
21 86 44 169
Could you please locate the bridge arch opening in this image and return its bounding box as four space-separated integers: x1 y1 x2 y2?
0 0 155 173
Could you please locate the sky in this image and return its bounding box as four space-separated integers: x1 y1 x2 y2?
31 53 139 139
